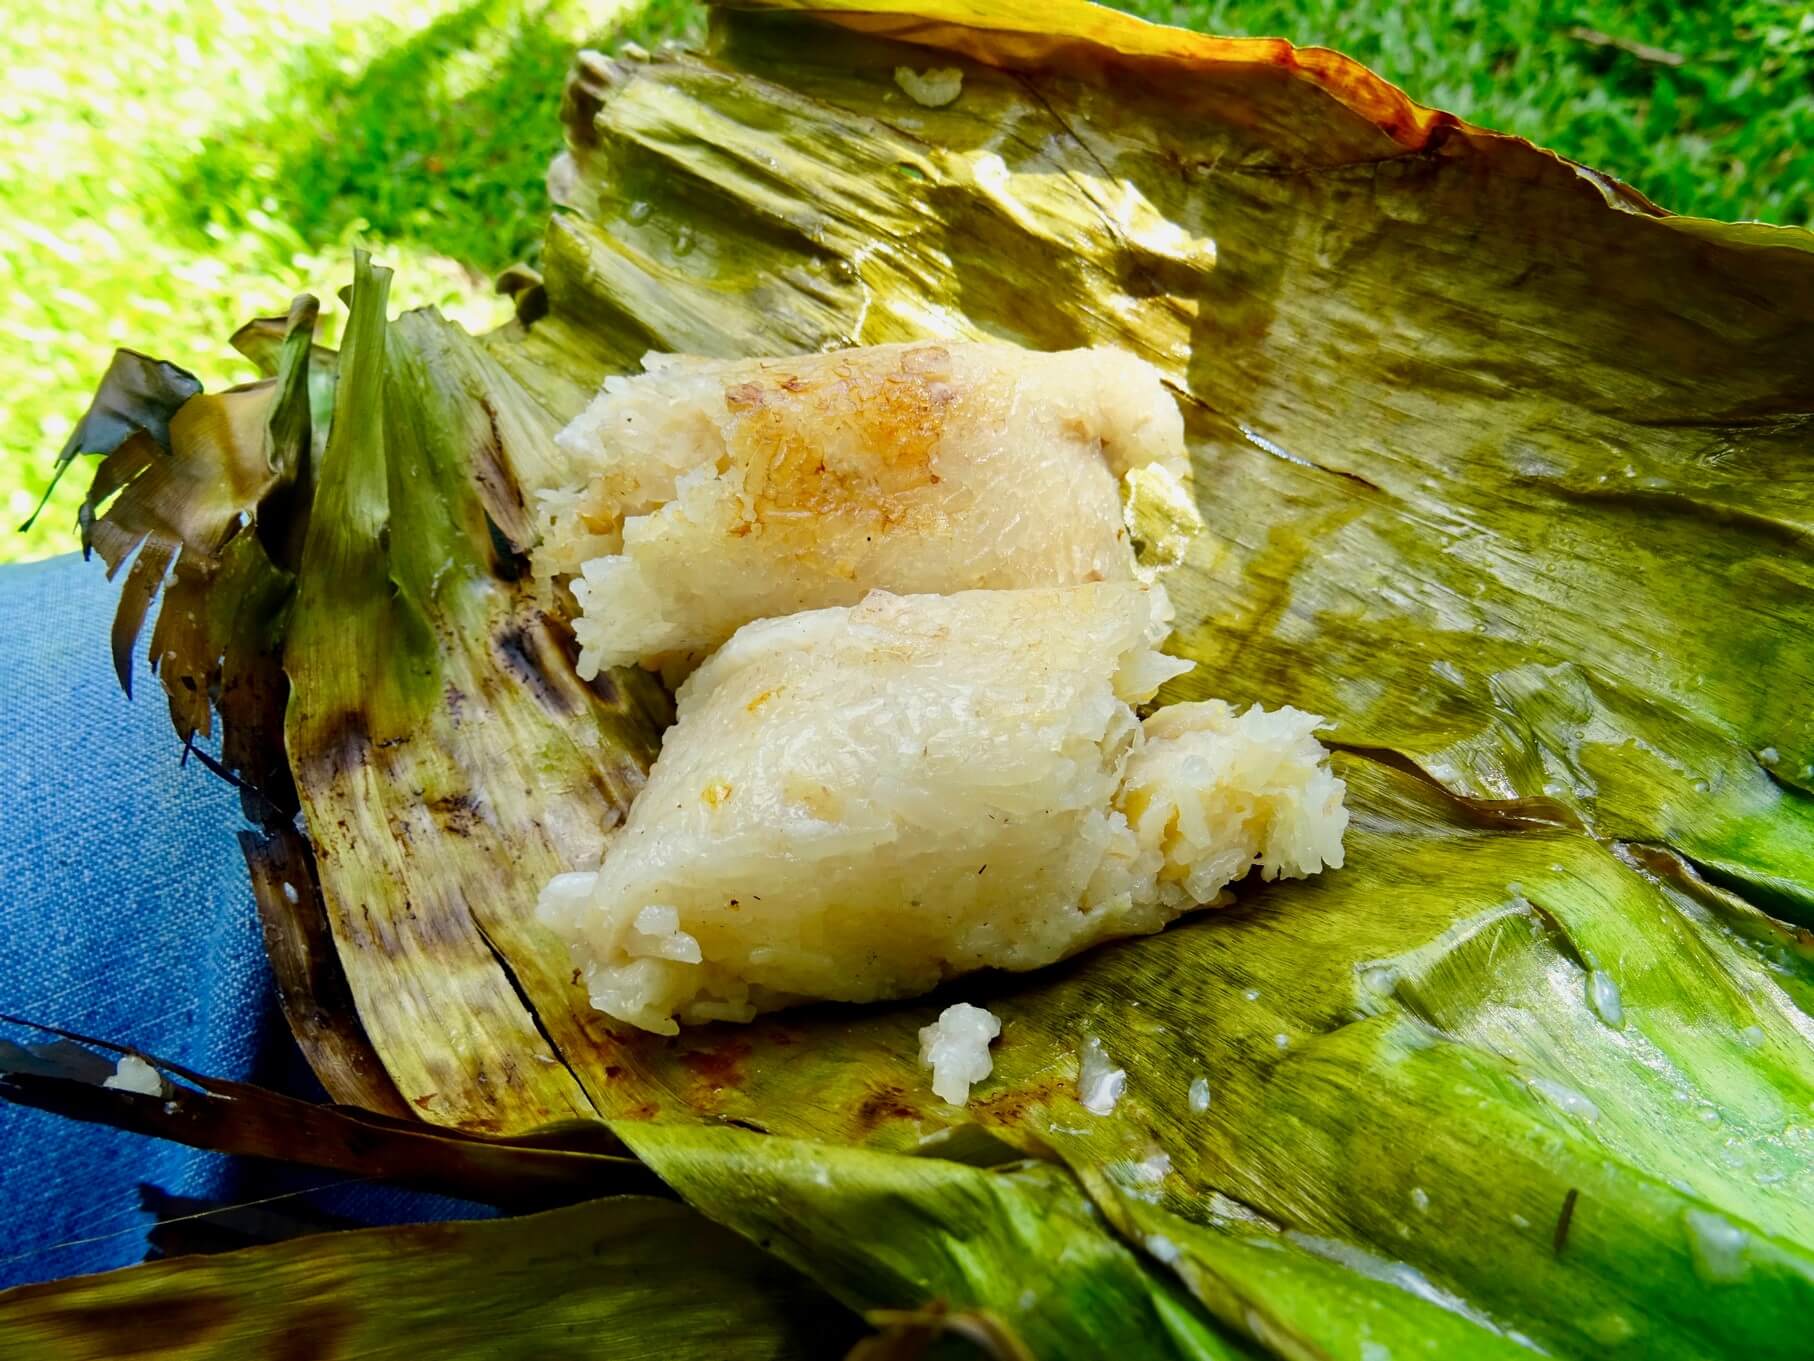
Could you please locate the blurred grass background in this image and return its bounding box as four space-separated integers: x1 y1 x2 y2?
3 0 1809 562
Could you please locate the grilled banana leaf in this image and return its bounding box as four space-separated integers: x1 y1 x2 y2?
31 0 1814 1355
0 1195 853 1360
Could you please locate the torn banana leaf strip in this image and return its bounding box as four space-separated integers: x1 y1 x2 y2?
0 1196 854 1361
59 0 1814 1354
94 294 316 711
0 1020 658 1210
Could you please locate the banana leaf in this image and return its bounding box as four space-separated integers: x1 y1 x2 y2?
24 0 1814 1354
0 1195 854 1360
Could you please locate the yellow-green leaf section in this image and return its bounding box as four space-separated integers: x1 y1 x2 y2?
0 1196 850 1360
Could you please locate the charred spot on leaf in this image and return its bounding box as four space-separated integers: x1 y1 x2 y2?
412 894 492 956
854 1084 921 1133
469 396 534 556
970 1074 1071 1126
485 513 526 582
273 1308 352 1361
39 1293 234 1351
494 623 574 716
677 1039 752 1091
539 606 589 668
430 791 482 836
299 709 373 785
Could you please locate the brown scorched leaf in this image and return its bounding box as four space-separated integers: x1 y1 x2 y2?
20 349 201 537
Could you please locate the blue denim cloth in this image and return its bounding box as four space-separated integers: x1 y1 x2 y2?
0 553 482 1288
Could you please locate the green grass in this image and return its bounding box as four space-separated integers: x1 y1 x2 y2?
2 0 1807 563
0 0 697 562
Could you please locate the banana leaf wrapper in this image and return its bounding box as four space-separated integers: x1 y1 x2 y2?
0 1194 849 1359
15 0 1814 1355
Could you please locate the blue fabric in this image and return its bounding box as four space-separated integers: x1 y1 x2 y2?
0 553 270 1287
0 554 484 1288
